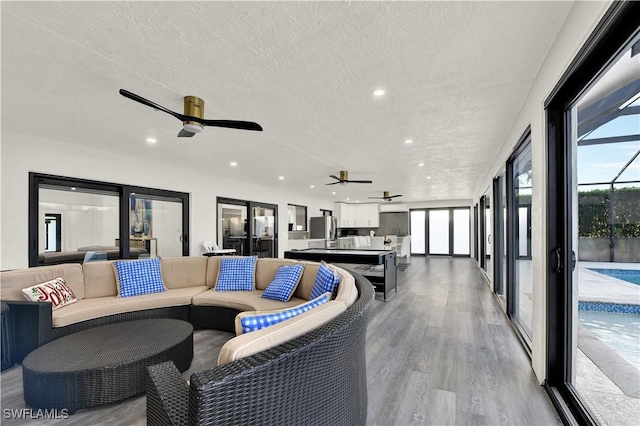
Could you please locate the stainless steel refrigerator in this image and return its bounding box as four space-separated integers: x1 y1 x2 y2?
309 216 337 241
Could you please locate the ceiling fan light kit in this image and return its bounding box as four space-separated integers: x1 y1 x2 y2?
182 96 205 134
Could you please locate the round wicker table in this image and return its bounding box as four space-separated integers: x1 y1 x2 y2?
22 318 193 414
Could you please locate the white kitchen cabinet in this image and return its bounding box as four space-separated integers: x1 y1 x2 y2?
334 202 379 228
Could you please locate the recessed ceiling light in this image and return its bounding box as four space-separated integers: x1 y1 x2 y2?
404 139 413 144
426 176 431 180
372 89 385 97
356 200 360 203
418 163 424 167
230 161 238 167
70 187 76 191
332 191 336 195
146 137 157 144
431 185 436 188
279 176 285 180
438 196 442 199
310 185 315 189
346 197 350 201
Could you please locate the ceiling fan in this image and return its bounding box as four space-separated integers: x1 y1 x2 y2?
368 191 403 201
119 89 263 137
326 171 373 185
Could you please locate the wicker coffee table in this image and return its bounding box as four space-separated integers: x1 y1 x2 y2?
22 318 193 414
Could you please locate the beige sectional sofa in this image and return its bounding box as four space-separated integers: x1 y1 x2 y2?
0 256 357 363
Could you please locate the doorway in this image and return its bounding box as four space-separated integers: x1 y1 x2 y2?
44 214 61 252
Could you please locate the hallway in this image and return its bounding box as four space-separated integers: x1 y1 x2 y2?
365 256 560 425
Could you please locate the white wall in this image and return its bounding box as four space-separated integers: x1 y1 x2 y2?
472 1 612 382
0 128 333 269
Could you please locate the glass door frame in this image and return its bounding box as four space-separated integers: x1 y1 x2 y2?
422 207 471 257
409 208 427 256
544 2 639 424
492 173 506 307
29 172 189 266
216 197 279 258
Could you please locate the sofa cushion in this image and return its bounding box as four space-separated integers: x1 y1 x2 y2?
114 258 166 297
22 277 77 311
293 262 321 300
51 286 208 328
333 268 358 307
261 264 305 302
309 262 339 300
254 258 297 290
237 293 329 334
218 300 347 365
0 263 85 301
161 257 208 289
83 261 118 298
192 289 305 312
215 256 257 291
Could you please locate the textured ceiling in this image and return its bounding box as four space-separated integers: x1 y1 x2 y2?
1 1 574 203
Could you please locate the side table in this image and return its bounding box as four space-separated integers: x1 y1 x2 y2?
1 302 13 371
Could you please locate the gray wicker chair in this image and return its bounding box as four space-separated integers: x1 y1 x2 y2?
146 270 375 426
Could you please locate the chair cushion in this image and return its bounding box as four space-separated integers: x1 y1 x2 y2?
309 262 339 300
262 263 305 302
215 256 257 291
237 293 330 334
21 277 77 311
113 257 166 297
0 264 85 301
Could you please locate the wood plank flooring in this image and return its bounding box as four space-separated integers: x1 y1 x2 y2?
0 256 561 425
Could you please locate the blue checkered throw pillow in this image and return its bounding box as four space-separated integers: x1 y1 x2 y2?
262 263 305 302
215 256 257 291
309 263 339 300
114 257 165 298
241 293 330 333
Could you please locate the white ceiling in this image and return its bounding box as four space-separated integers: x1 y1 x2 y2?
1 1 575 203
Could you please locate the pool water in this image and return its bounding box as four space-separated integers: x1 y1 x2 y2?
587 268 640 285
579 310 640 371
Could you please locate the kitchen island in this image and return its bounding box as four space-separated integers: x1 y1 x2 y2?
284 249 397 301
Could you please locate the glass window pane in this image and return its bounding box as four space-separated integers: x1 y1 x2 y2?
512 142 533 339
453 209 470 255
128 195 184 258
410 211 425 254
218 203 248 255
39 187 119 263
570 37 640 425
429 210 449 254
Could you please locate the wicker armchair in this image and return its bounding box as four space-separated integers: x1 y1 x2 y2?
146 270 375 426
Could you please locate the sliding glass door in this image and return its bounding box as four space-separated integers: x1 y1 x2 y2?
217 197 278 258
428 210 449 255
410 210 426 255
508 135 533 342
493 174 507 304
546 4 639 424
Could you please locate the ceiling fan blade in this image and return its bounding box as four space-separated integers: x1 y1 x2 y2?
388 194 403 198
119 89 187 122
201 119 263 131
325 182 340 185
177 129 195 138
329 175 341 180
345 180 373 184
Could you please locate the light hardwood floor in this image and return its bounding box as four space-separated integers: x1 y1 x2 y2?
0 256 561 425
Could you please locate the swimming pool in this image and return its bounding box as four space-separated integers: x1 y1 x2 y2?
579 310 640 371
587 268 640 285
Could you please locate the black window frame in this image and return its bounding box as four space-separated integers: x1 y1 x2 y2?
544 2 640 424
29 172 190 266
287 203 308 231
